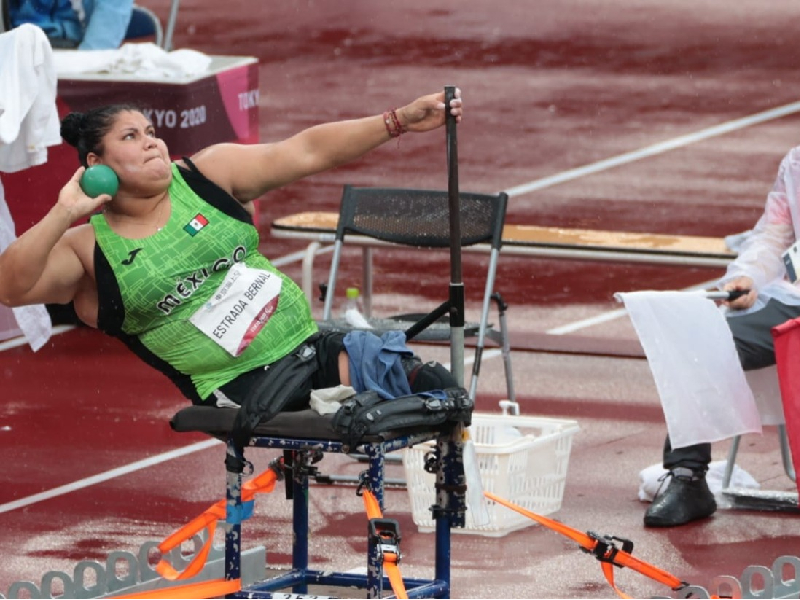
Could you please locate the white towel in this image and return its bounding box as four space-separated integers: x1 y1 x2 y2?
0 25 56 351
52 43 213 80
0 24 61 173
310 385 356 415
0 181 52 351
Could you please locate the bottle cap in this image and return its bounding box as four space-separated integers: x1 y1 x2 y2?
345 287 360 299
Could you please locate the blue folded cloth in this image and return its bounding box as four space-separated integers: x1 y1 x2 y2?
343 330 413 399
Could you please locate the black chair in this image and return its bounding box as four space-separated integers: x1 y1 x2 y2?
319 185 514 401
125 4 164 46
0 1 165 47
0 0 8 34
130 0 181 51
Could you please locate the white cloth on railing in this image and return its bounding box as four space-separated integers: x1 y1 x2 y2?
0 25 57 350
616 290 762 449
0 24 61 173
52 43 212 80
0 182 52 350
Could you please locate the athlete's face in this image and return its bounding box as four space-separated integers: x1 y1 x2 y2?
89 111 172 194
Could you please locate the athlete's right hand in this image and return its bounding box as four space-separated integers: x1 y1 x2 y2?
57 167 113 221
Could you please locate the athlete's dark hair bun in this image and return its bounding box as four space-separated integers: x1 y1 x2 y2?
60 112 86 148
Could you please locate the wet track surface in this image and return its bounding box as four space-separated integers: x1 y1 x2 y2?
3 1 800 598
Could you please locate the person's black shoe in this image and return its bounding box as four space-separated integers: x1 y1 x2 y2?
644 467 717 527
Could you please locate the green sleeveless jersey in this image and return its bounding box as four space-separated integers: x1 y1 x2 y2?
90 163 318 401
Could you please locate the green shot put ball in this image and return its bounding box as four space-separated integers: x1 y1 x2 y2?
80 165 119 198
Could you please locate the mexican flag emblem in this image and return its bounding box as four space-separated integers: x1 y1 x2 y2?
184 214 208 236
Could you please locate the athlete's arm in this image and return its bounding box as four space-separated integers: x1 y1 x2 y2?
190 114 392 203
189 90 461 203
0 168 106 307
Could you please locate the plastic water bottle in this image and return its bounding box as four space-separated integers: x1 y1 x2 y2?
343 287 372 329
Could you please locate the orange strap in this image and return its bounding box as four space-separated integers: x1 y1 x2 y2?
484 491 687 598
155 462 281 580
362 488 382 520
109 578 241 599
362 489 408 600
384 552 407 599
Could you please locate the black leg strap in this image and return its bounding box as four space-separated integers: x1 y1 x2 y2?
226 343 320 473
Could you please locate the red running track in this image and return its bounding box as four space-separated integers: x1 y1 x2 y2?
3 0 800 597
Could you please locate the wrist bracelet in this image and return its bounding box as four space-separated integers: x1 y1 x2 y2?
382 109 406 138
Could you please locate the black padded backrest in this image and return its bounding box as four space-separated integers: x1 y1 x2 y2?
0 0 10 33
126 4 164 45
335 186 508 250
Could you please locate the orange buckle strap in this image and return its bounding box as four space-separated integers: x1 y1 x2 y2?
155 458 283 581
484 491 688 599
361 488 409 600
583 530 688 597
109 577 241 599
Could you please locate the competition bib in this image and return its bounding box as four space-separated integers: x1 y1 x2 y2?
783 240 800 283
190 263 282 356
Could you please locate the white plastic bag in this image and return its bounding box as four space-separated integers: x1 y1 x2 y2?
463 432 491 526
638 460 760 505
616 291 762 448
310 385 356 415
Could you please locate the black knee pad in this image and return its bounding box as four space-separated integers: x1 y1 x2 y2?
407 360 458 393
401 354 422 375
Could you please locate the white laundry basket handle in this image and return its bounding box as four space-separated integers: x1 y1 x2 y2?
499 400 520 416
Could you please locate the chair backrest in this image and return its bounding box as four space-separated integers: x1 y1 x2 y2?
322 184 513 400
125 4 164 47
335 185 508 251
0 0 9 35
323 185 508 322
0 1 165 47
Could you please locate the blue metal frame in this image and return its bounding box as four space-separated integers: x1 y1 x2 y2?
223 431 464 599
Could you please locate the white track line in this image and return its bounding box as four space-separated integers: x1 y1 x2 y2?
270 248 309 267
271 247 326 268
441 348 502 370
0 324 74 351
545 279 720 335
504 100 800 197
0 439 221 514
2 102 783 512
546 308 630 336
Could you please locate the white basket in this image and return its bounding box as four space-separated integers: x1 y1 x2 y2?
402 412 580 537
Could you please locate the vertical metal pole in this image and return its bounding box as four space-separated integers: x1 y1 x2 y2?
224 467 242 583
723 436 740 488
435 436 461 594
323 241 343 320
468 250 500 400
778 424 796 481
497 300 516 403
365 442 385 509
435 514 452 594
363 247 373 318
445 85 464 387
291 451 309 594
442 86 470 570
366 443 385 597
163 0 181 51
367 535 384 598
